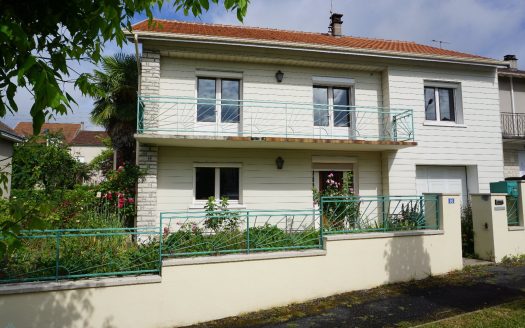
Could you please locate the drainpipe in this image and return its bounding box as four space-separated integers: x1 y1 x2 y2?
133 33 141 167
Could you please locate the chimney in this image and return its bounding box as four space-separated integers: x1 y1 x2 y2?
504 54 518 69
329 13 343 37
80 121 85 130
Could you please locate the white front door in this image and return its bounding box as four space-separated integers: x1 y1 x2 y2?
416 165 468 204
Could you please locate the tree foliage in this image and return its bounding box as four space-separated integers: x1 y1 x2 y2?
90 54 138 163
12 134 90 193
0 0 249 134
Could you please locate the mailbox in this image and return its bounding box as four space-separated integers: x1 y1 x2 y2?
490 180 519 197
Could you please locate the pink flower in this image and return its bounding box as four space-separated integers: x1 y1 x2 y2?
118 197 125 208
118 166 124 172
328 173 334 178
128 197 135 204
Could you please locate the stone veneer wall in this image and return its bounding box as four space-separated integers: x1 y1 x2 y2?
136 50 160 227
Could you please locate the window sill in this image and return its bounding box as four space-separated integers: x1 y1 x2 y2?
423 121 466 128
188 203 246 210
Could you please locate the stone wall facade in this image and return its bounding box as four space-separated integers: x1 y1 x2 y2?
136 50 160 227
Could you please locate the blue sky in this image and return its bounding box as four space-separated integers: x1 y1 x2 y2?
5 0 525 130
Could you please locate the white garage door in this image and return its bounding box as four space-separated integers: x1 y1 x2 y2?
416 166 468 203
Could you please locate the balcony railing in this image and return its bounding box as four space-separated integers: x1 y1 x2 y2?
501 112 525 138
138 96 415 142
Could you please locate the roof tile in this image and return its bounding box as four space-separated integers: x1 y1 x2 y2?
132 19 493 62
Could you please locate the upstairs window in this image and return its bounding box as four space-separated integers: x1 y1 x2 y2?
424 82 463 124
197 78 240 123
313 86 351 127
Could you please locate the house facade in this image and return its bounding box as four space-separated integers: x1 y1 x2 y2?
130 16 505 227
498 55 525 178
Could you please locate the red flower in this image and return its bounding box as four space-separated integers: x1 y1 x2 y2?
128 197 135 204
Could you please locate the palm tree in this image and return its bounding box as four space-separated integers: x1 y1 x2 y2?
90 53 138 164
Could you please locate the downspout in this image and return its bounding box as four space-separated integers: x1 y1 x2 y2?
133 33 141 167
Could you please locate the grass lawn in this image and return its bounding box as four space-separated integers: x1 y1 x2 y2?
419 299 525 328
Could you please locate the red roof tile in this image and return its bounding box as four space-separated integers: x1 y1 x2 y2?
132 19 495 63
14 122 82 144
70 131 108 146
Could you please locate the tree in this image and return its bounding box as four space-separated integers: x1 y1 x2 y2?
12 133 90 193
0 0 249 135
91 54 138 164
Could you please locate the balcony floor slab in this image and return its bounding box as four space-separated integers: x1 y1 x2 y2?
135 134 417 151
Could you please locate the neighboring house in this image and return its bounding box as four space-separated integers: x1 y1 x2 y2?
498 55 525 178
14 122 108 164
0 121 24 198
70 131 108 164
129 15 505 226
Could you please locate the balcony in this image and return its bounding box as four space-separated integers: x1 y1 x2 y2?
136 96 416 150
501 112 525 139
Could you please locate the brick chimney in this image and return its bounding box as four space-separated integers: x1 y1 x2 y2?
504 54 518 69
329 13 343 37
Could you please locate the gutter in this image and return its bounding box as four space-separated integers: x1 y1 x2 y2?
126 30 505 68
0 131 24 143
134 33 141 96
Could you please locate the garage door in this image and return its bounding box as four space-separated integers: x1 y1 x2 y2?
416 166 468 203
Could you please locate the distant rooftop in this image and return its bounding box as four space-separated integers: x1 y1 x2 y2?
14 122 107 146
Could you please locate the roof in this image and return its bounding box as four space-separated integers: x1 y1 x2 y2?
0 121 23 143
70 131 108 146
14 122 82 144
131 19 502 66
499 68 525 78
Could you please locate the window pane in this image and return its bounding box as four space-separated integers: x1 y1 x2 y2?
221 79 240 123
195 167 215 200
438 88 455 122
313 87 329 126
424 87 436 121
333 88 350 127
220 168 239 200
197 78 216 122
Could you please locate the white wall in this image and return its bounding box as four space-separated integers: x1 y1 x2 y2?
384 64 503 195
157 147 382 217
0 139 14 198
70 146 106 164
0 194 462 328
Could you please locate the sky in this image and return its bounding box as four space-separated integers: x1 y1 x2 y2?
4 0 525 130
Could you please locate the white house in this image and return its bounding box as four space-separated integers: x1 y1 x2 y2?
498 55 525 178
129 15 505 227
0 121 24 198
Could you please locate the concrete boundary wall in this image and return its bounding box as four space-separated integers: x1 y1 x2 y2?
472 192 525 262
0 194 462 328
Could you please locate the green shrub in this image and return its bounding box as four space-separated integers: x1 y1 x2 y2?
461 202 475 258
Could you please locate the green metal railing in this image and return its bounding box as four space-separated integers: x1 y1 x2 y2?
138 95 415 142
160 210 322 257
506 195 520 226
0 227 161 284
319 195 440 234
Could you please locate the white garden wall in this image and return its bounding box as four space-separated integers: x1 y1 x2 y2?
0 194 462 328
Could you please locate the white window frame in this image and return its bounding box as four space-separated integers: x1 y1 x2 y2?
424 81 463 125
192 163 243 206
195 77 242 124
312 85 355 128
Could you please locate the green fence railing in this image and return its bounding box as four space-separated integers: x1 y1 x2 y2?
160 210 322 257
319 195 440 234
0 227 161 284
506 195 520 227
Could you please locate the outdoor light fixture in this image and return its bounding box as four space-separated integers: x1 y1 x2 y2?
275 156 284 169
275 70 284 83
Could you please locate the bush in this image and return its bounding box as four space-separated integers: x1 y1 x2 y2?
461 202 475 258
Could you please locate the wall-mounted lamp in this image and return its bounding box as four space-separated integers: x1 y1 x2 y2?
275 70 284 83
275 156 284 169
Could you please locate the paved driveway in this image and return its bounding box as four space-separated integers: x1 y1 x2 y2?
188 264 525 328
